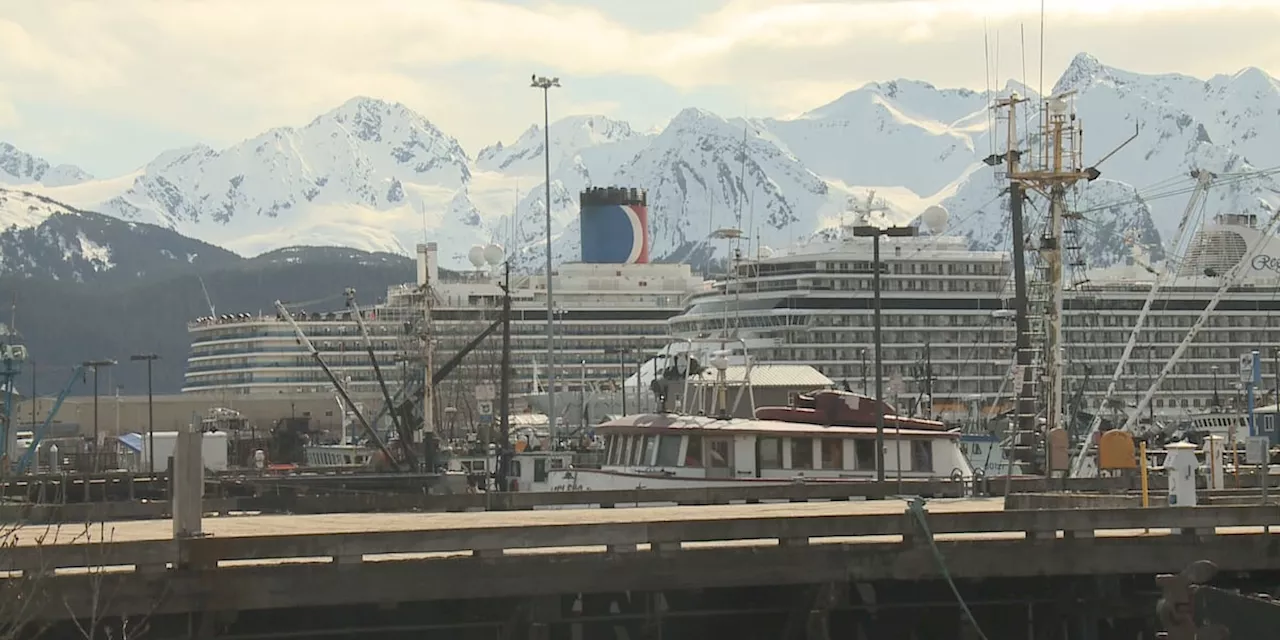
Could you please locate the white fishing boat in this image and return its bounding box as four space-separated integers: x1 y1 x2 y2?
303 395 378 467
548 352 974 491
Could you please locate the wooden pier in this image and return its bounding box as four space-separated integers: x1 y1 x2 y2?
5 499 1279 639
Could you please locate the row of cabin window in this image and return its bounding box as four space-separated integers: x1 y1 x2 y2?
604 433 934 472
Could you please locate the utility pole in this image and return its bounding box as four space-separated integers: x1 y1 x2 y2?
531 74 560 449
924 340 934 419
853 214 915 490
860 348 868 397
421 267 437 471
82 359 116 473
1273 350 1279 418
496 260 513 491
131 354 159 475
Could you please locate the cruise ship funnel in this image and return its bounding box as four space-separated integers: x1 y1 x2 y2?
579 186 648 264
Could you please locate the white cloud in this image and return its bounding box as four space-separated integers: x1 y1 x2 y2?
0 99 18 128
0 0 1276 170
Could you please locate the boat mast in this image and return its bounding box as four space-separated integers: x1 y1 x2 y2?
992 91 1112 476
987 93 1038 475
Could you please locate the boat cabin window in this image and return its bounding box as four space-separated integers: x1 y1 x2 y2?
791 437 813 469
820 438 843 470
759 437 783 469
606 436 621 464
549 457 566 470
623 436 636 465
642 436 659 465
656 435 682 467
685 436 703 467
911 440 933 472
534 459 547 482
512 460 523 478
854 439 876 470
608 436 622 464
706 439 731 468
629 435 644 465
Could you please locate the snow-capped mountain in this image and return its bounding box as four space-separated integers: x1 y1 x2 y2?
0 143 93 188
760 80 990 197
0 187 237 284
15 53 1280 272
476 115 645 176
89 97 472 256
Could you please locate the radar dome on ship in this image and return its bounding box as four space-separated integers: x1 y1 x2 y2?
483 243 504 265
467 245 486 267
578 186 649 265
920 205 949 234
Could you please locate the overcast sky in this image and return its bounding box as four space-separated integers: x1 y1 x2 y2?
2 0 1277 177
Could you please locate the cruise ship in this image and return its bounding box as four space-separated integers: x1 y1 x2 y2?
652 212 1280 433
661 223 1016 423
184 187 706 432
1065 212 1280 422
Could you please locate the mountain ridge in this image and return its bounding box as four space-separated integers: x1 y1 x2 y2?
3 52 1277 273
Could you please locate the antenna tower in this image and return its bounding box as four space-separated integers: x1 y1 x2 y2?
845 190 890 236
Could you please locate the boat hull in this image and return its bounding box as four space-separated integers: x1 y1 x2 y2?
549 467 895 492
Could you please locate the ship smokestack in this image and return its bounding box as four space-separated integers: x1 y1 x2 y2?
578 186 649 264
416 243 439 286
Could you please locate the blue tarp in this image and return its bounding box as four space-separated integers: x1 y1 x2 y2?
118 432 144 453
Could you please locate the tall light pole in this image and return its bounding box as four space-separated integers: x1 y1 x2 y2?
130 354 159 475
531 74 560 447
83 359 116 472
853 224 915 492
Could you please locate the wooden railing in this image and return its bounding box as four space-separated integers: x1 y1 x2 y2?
3 505 1276 576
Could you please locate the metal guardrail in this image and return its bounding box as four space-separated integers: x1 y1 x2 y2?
3 505 1276 575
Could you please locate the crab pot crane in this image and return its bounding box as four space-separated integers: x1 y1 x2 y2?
345 289 418 470
273 300 400 472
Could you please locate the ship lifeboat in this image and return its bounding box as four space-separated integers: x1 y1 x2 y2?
753 389 947 431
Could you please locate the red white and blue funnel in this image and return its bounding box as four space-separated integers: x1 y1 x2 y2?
579 187 649 264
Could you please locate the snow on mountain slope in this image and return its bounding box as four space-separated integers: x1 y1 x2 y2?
41 97 478 256
17 54 1280 272
1043 53 1280 248
760 80 992 197
476 115 646 177
476 116 653 271
0 187 237 283
488 107 856 271
0 142 93 187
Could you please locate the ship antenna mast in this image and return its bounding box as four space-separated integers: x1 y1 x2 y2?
846 191 890 237
990 89 1137 478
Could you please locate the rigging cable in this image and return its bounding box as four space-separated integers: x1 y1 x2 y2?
907 497 990 640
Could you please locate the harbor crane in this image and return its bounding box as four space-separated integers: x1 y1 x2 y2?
15 364 85 473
